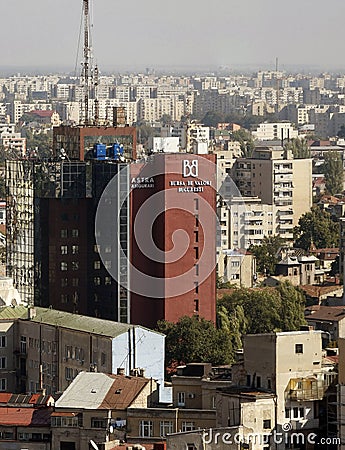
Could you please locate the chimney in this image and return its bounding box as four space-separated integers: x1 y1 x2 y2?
139 368 145 377
28 306 36 320
117 367 125 376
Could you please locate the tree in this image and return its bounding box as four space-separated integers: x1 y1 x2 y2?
156 316 233 371
293 207 339 250
160 114 172 126
323 151 343 195
284 138 311 159
24 128 53 158
201 111 224 128
136 122 155 147
231 129 255 158
249 235 285 275
277 281 306 331
218 282 306 336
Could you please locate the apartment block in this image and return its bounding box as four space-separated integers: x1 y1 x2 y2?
232 146 312 227
0 305 165 397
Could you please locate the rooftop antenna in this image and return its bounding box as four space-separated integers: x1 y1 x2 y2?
276 57 279 115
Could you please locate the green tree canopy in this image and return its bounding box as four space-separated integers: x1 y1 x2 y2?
218 282 306 336
231 129 255 157
201 111 224 127
293 206 339 250
249 235 285 275
156 316 233 370
24 128 53 158
284 138 311 159
323 151 344 195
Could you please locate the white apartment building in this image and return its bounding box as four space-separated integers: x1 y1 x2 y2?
252 122 298 141
232 146 312 227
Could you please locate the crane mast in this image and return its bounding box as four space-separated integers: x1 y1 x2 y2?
82 0 90 125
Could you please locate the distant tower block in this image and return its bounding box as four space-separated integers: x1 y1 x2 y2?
113 107 126 127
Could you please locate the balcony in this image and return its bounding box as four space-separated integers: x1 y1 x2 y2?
285 377 325 402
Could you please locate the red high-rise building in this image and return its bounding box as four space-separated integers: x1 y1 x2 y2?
130 153 217 328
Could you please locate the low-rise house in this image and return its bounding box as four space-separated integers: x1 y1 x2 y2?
52 371 158 450
305 305 345 341
0 392 53 449
275 255 317 286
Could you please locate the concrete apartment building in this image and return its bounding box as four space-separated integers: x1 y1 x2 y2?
0 306 166 399
232 146 312 228
241 331 336 449
251 122 298 141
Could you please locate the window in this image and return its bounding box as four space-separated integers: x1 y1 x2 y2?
71 261 79 271
94 277 101 286
60 245 68 255
139 420 153 437
104 260 112 270
72 278 79 287
160 420 173 437
256 376 261 388
263 419 271 429
295 344 303 354
101 352 106 366
195 264 199 276
0 357 6 369
61 262 68 271
72 245 79 254
0 378 6 391
91 417 107 429
20 336 27 353
60 229 68 238
71 229 79 237
65 367 74 380
0 336 6 348
194 299 199 313
61 294 68 304
61 278 68 287
177 391 185 406
105 277 112 285
293 407 299 419
94 261 101 270
285 408 290 419
182 422 195 432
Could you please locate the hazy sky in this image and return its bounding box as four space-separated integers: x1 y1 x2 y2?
1 0 345 73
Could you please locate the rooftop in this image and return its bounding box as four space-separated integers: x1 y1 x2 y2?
55 372 150 410
305 305 345 322
0 305 162 337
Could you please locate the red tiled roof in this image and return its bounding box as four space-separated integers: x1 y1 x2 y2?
305 305 345 322
0 407 52 426
300 285 342 298
28 110 54 118
0 393 12 404
100 374 149 410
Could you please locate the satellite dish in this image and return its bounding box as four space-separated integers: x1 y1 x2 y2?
89 440 99 450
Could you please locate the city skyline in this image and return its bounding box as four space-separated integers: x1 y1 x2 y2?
2 0 345 73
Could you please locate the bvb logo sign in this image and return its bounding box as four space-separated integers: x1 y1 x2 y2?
95 154 245 299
